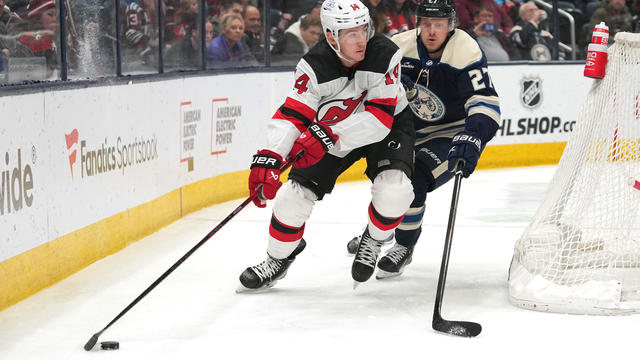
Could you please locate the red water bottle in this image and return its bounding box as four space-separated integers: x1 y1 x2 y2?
584 22 609 79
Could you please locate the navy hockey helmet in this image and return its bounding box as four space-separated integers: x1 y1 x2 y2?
415 0 456 31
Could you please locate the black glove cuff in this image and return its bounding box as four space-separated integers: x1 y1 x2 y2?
309 123 336 152
251 151 282 169
452 133 482 152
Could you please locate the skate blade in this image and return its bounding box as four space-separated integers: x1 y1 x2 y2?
235 282 277 294
375 269 403 280
353 281 362 290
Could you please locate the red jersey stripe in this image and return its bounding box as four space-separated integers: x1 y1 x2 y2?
368 97 397 107
365 105 394 129
283 97 317 122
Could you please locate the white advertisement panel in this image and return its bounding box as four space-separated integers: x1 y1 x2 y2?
0 64 593 262
0 93 47 261
489 63 593 145
44 83 179 241
0 73 278 261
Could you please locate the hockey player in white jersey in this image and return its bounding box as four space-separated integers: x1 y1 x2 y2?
347 0 501 279
238 0 416 291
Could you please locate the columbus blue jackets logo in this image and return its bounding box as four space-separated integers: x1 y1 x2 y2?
407 83 445 122
520 76 542 109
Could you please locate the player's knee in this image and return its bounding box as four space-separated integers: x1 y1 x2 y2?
273 181 317 226
371 169 414 217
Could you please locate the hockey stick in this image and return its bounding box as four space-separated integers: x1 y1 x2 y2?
84 152 302 351
432 162 482 337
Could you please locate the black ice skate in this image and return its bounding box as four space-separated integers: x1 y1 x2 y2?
351 229 390 288
237 238 306 293
376 242 414 279
347 230 392 256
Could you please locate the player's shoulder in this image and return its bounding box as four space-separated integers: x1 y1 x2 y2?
441 29 484 69
391 29 419 59
357 33 401 74
301 40 343 84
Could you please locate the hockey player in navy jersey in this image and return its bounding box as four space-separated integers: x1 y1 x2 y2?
238 0 416 291
347 0 501 279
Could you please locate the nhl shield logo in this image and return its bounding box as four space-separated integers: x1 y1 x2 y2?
520 76 542 109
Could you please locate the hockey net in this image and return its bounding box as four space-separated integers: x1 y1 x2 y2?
509 32 640 315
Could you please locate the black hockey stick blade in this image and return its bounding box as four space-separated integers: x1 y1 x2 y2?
433 315 482 337
84 331 102 351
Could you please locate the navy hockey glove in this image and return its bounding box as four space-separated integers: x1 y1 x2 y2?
289 123 339 168
448 132 482 178
249 150 283 208
400 74 418 102
400 73 416 91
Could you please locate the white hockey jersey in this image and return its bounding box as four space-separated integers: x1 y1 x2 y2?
266 33 409 159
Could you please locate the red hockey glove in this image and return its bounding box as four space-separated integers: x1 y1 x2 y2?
249 150 283 208
289 123 339 168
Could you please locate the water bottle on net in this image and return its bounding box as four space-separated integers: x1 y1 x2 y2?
584 22 609 79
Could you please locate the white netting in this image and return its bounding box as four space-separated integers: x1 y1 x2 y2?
509 32 640 315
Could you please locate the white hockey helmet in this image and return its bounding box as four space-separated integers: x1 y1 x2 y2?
320 0 372 44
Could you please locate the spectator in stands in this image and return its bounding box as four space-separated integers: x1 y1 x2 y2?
1 0 20 29
455 0 513 34
207 0 220 18
207 12 256 67
274 12 321 63
268 8 292 54
586 0 633 44
271 0 300 19
6 0 27 18
168 0 199 44
0 29 31 60
382 0 415 37
632 0 640 32
468 6 512 61
364 0 388 33
165 15 202 68
122 0 156 67
502 0 521 25
242 4 264 62
509 1 555 60
16 0 58 77
1 0 30 63
204 19 214 50
283 0 322 39
210 0 243 38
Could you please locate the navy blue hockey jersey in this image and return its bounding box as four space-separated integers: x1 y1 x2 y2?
392 29 501 146
266 34 408 159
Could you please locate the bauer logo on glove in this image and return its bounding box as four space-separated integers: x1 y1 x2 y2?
448 132 483 178
249 150 284 207
289 123 339 168
309 124 335 151
451 134 481 151
252 156 279 168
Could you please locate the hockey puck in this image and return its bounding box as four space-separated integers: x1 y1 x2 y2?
100 341 119 350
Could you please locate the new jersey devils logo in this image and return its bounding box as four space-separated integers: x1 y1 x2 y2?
317 90 368 125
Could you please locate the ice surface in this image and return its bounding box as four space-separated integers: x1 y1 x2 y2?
0 166 637 359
